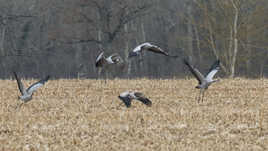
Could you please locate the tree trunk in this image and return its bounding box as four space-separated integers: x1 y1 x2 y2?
0 26 6 54
230 0 239 78
193 23 202 62
227 27 233 70
0 23 7 75
140 22 147 76
124 23 132 77
260 61 264 78
186 4 193 62
208 23 228 75
97 10 103 78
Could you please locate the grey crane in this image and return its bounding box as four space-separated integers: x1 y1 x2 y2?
183 59 220 103
14 72 49 108
95 51 124 80
118 91 152 108
95 51 123 68
128 42 178 58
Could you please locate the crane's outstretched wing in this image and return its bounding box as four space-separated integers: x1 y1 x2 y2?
134 92 152 107
26 76 50 94
118 96 132 108
143 44 166 54
183 59 204 84
13 72 26 95
205 60 220 82
143 43 178 58
95 51 106 67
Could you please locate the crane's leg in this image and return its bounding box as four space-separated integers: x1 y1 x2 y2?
97 67 102 77
197 89 202 103
102 66 108 84
15 102 24 110
104 70 108 84
195 92 198 102
201 90 205 103
98 67 106 84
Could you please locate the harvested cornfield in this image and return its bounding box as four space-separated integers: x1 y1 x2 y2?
0 78 268 150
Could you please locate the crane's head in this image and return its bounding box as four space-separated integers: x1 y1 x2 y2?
128 51 138 58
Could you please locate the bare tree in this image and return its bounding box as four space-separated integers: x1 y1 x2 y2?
187 0 268 78
0 0 266 78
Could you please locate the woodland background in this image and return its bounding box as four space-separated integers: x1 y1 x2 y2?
0 0 267 79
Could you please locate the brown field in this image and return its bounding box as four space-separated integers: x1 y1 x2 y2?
0 78 268 150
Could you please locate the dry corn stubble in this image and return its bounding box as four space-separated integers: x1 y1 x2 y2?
0 78 268 150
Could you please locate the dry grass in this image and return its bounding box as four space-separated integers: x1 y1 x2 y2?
0 78 268 150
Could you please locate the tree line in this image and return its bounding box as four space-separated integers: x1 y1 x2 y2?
0 0 267 79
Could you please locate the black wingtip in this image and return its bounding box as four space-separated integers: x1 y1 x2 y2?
136 97 152 107
145 99 152 107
